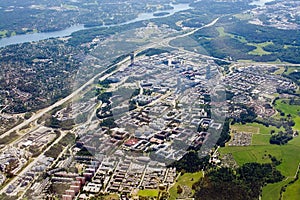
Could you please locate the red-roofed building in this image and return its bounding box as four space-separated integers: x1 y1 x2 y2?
124 138 139 147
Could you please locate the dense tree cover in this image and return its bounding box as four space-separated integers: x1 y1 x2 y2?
231 104 257 124
24 112 33 120
168 151 210 173
0 131 18 145
76 147 94 156
97 92 112 104
283 72 300 85
153 12 170 17
225 90 235 101
99 117 117 128
278 47 300 64
44 133 75 158
0 0 173 37
216 118 231 147
150 12 184 31
193 162 284 200
96 104 113 119
182 16 210 28
262 43 284 52
45 117 75 130
69 21 145 46
239 107 257 124
0 194 17 200
193 17 300 63
0 39 84 113
270 131 293 145
267 98 298 145
253 118 281 129
68 28 108 47
44 143 63 158
136 48 170 57
223 18 300 46
289 98 300 105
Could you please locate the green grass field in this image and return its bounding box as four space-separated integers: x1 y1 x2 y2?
283 177 300 199
219 97 300 198
230 123 284 146
220 110 300 200
233 13 254 20
231 122 284 135
274 67 285 75
247 42 273 56
285 66 299 75
262 178 291 200
138 189 159 197
169 171 203 200
216 27 247 43
231 123 259 134
220 136 300 177
252 134 270 145
220 131 300 199
0 30 8 38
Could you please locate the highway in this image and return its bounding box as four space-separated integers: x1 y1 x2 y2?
1 15 300 142
0 17 222 141
0 18 225 196
2 15 300 197
0 56 131 140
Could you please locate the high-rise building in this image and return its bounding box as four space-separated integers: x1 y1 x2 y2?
130 52 135 65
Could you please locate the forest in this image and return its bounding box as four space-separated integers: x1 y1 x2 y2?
193 162 284 200
192 17 300 63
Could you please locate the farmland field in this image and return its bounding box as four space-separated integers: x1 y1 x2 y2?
220 128 300 199
283 176 300 199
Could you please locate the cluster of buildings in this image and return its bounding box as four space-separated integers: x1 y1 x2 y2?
23 153 100 199
25 50 224 199
0 50 228 199
16 127 58 154
228 131 252 146
5 155 54 196
0 147 28 177
105 158 176 193
0 172 5 185
0 126 59 197
61 160 99 200
249 0 300 30
224 65 296 119
24 150 176 199
0 113 22 141
94 51 225 162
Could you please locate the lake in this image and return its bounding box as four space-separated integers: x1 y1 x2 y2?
0 3 191 48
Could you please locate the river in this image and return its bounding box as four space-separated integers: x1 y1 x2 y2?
0 3 191 48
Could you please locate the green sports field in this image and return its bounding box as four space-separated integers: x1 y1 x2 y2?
138 189 159 197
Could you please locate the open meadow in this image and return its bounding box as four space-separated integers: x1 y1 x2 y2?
220 120 300 199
